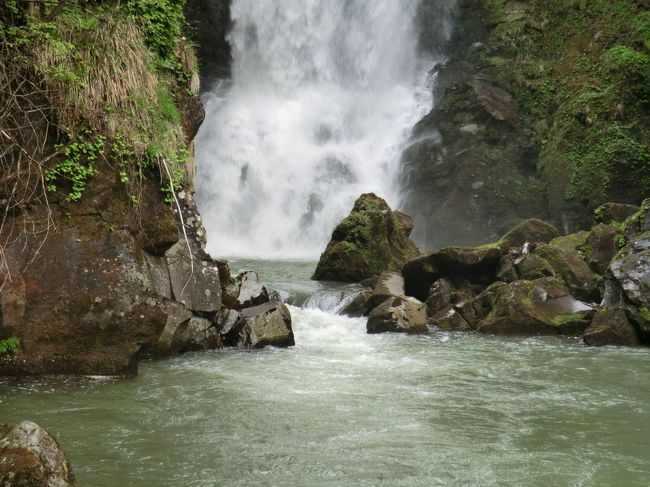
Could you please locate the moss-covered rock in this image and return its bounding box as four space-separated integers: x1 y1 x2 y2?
533 244 601 301
476 277 595 336
312 194 420 282
594 203 640 225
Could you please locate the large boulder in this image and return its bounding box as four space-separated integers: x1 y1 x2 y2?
594 202 640 225
476 278 595 336
221 301 294 348
367 296 428 334
0 421 76 486
312 193 419 282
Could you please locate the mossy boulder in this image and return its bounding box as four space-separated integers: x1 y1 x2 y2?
476 277 595 336
594 202 640 225
498 218 560 250
312 193 419 282
533 244 601 302
515 254 555 281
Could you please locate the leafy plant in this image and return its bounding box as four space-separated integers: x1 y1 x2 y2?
0 337 20 362
45 131 106 201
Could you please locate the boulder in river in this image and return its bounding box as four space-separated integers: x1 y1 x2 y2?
364 271 406 313
222 301 294 348
475 278 595 336
223 271 270 310
312 193 419 282
0 421 76 486
367 296 427 334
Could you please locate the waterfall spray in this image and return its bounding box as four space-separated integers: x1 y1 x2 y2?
195 0 442 258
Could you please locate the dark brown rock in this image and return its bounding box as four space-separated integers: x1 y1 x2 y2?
586 224 619 275
340 290 372 317
431 306 472 331
594 202 640 225
584 309 640 347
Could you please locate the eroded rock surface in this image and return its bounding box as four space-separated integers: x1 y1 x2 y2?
0 421 76 487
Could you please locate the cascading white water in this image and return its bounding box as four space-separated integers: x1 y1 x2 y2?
195 0 440 259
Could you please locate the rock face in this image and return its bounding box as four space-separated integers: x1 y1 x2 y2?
312 193 419 282
0 169 226 376
367 296 428 335
222 301 294 348
0 421 76 486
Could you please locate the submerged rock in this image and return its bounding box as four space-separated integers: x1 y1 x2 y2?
222 301 294 348
312 193 419 282
0 421 76 486
367 296 427 334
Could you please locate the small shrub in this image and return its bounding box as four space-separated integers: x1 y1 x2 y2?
0 337 20 362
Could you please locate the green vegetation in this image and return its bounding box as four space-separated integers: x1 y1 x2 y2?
45 131 106 201
0 337 20 362
483 0 650 211
0 0 196 209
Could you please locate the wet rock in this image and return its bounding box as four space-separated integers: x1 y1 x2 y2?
425 278 454 316
515 254 555 280
222 301 294 348
586 224 619 275
166 239 222 313
584 309 640 347
340 290 372 317
434 244 502 282
0 421 76 486
431 306 472 331
498 219 560 250
610 233 650 309
365 272 406 312
533 244 600 301
402 252 440 301
496 255 518 282
171 316 220 352
476 278 595 336
223 271 270 310
367 296 427 334
549 231 589 252
312 193 419 282
594 202 640 225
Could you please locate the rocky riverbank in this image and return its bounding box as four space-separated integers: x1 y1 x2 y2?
315 195 650 347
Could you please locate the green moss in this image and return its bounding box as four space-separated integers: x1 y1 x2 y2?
640 307 650 322
482 0 650 212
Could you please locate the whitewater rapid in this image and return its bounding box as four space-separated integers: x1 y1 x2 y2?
195 0 442 259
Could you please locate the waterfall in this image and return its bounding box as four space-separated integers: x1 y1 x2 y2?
195 0 451 259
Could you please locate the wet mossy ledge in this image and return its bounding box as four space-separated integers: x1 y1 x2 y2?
402 0 650 248
315 197 650 347
0 0 293 377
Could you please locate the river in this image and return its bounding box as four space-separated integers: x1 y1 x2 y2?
2 260 650 486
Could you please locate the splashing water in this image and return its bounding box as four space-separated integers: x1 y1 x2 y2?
195 0 444 259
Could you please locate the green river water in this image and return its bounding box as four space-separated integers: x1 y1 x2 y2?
2 260 650 486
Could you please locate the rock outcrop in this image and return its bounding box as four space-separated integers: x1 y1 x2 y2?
312 193 420 282
0 421 76 486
